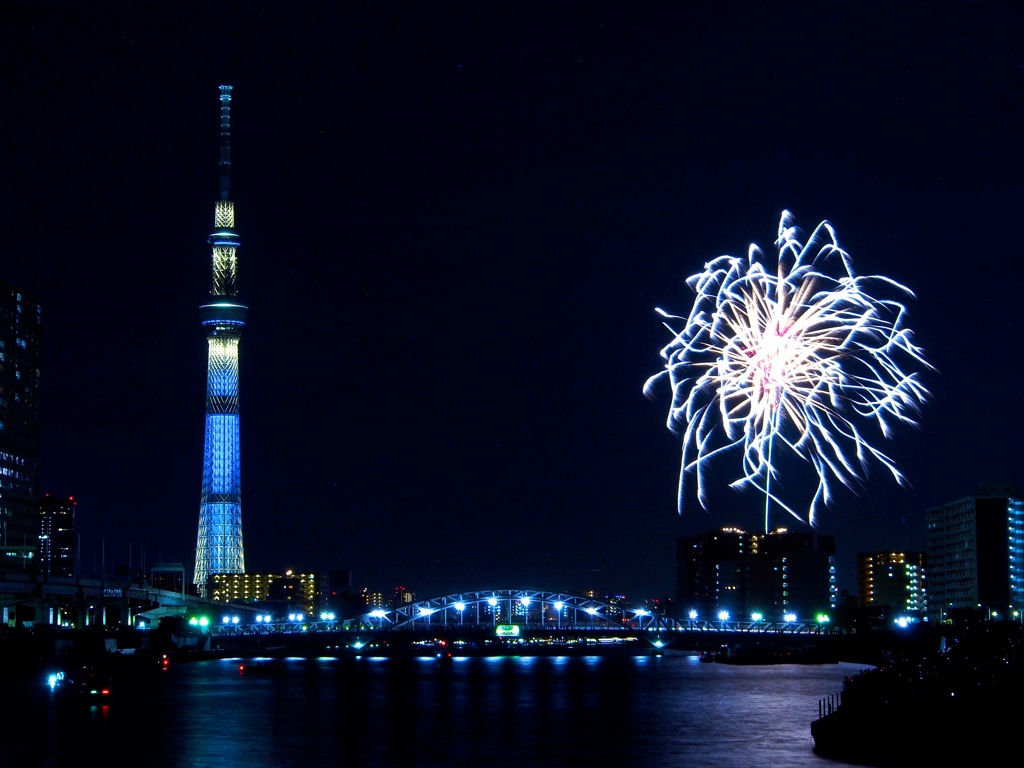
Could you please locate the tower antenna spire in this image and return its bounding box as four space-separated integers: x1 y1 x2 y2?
218 85 232 201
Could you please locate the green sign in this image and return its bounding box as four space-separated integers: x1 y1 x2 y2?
495 624 520 637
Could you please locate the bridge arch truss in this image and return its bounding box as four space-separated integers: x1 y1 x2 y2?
361 589 668 631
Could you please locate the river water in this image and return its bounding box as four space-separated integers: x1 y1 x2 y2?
4 653 861 767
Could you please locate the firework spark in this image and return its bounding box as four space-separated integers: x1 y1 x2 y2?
644 211 930 530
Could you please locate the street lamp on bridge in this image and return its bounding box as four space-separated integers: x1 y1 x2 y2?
417 606 436 626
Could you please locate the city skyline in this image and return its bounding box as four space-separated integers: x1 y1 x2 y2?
3 4 1022 598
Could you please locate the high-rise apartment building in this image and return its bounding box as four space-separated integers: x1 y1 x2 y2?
926 484 1024 622
750 528 838 617
857 551 926 616
210 570 317 617
677 526 836 620
38 495 76 577
0 281 41 570
194 85 248 594
677 527 757 619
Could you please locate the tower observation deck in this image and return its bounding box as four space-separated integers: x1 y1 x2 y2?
194 85 247 596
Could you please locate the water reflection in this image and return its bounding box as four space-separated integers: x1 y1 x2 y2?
11 655 855 767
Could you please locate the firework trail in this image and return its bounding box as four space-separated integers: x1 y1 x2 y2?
645 211 930 531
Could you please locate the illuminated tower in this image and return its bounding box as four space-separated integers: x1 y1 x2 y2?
194 85 247 595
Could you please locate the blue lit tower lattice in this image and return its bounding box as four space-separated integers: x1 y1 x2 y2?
194 85 247 595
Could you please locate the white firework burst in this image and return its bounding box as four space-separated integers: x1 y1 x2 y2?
644 211 931 530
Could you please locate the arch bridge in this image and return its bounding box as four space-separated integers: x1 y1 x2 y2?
206 587 824 636
360 589 667 631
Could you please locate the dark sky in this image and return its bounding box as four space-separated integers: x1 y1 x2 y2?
3 2 1023 601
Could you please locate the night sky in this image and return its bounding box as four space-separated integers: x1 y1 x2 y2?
3 3 1023 601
